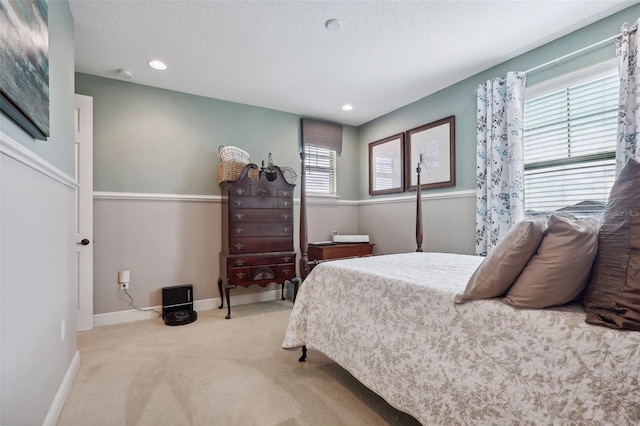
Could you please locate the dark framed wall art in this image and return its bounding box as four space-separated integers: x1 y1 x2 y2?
405 115 455 191
0 0 49 140
369 133 404 195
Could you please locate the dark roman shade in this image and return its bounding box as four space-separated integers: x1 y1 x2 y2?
301 118 343 153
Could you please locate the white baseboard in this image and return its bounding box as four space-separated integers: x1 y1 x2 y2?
93 289 284 327
43 350 80 426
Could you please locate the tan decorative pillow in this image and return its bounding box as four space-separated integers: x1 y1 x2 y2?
504 214 599 309
583 158 640 330
454 218 546 304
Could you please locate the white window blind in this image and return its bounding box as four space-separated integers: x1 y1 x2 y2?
374 156 394 190
523 63 618 216
304 144 336 195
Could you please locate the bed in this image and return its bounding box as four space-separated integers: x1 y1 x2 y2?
282 154 640 425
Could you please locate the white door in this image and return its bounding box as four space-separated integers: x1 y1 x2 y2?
75 94 93 331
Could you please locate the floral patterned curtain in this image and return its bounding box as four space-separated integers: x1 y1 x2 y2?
475 72 527 256
616 20 640 176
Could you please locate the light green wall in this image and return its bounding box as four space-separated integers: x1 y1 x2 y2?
76 4 640 201
0 0 76 175
358 3 640 200
74 74 359 199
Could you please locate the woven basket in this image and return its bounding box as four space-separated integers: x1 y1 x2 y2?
218 145 250 163
217 161 259 184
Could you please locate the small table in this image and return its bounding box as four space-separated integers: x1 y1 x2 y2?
308 242 375 270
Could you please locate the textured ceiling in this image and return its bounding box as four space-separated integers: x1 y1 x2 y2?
69 0 635 126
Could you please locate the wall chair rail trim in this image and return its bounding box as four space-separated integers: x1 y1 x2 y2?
94 190 474 205
359 189 475 206
93 191 222 202
0 131 77 189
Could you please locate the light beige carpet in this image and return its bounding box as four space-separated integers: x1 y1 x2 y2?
57 301 421 426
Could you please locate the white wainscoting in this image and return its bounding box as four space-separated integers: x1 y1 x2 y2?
1 131 78 426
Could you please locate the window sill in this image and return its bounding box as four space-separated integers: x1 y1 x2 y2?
306 193 340 200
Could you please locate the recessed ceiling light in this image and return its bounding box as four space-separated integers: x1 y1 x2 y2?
148 60 167 70
325 19 342 31
341 104 353 111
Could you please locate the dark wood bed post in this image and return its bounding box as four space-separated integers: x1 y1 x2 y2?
298 150 309 362
299 150 309 282
416 163 423 252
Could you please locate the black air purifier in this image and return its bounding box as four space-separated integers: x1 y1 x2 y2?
162 284 197 326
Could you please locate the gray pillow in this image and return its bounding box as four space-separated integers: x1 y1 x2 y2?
454 218 545 304
504 214 599 309
583 158 640 330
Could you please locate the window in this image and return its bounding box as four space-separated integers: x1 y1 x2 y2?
523 61 618 216
304 144 336 195
300 118 342 196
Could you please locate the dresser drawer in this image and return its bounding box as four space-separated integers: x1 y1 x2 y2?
277 189 293 198
230 197 293 209
228 266 251 282
229 265 277 281
250 184 276 197
230 209 293 223
229 254 295 268
230 197 278 209
229 237 293 254
230 222 292 237
228 263 295 284
228 184 250 196
277 263 296 280
247 185 293 198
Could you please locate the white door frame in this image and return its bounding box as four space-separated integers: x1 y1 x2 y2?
75 94 93 331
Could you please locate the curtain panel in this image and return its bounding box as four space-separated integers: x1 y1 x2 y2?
475 72 527 256
616 19 640 176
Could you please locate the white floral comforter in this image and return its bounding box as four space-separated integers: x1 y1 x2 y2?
282 252 640 425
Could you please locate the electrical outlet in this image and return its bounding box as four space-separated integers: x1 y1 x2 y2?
118 270 130 290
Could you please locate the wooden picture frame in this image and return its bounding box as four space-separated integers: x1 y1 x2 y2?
369 133 404 195
405 116 455 191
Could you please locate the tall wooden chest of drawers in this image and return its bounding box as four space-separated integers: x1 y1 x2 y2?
218 164 296 319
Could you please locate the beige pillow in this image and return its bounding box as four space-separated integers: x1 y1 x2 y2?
504 214 599 309
583 158 640 330
454 218 546 304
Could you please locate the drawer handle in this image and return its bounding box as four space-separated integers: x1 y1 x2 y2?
234 201 244 207
282 201 290 207
235 259 246 266
235 213 245 220
283 227 290 233
282 191 290 197
256 187 269 196
282 268 291 275
235 188 246 195
235 228 244 234
235 272 246 279
282 213 290 220
234 243 244 250
282 256 291 262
